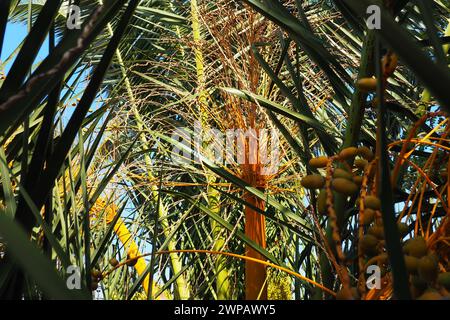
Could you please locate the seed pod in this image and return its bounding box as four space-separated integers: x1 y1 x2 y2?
309 156 329 168
317 189 328 215
357 146 374 161
362 208 376 225
109 258 119 267
353 175 363 187
405 236 428 258
301 174 325 189
333 168 353 180
360 234 378 256
356 77 377 92
368 225 384 239
418 255 438 282
411 275 428 291
375 218 383 227
91 269 102 279
354 158 368 170
404 255 419 274
364 195 381 210
382 53 398 77
339 147 358 160
126 254 138 267
437 272 450 290
332 178 359 196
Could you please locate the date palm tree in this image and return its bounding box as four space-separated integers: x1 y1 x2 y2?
0 0 449 300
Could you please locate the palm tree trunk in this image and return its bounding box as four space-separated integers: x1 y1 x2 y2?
243 154 267 299
244 191 267 299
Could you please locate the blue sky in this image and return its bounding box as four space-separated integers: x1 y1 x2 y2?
1 22 49 72
1 23 27 60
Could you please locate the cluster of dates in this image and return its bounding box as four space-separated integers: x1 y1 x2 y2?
300 146 450 299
